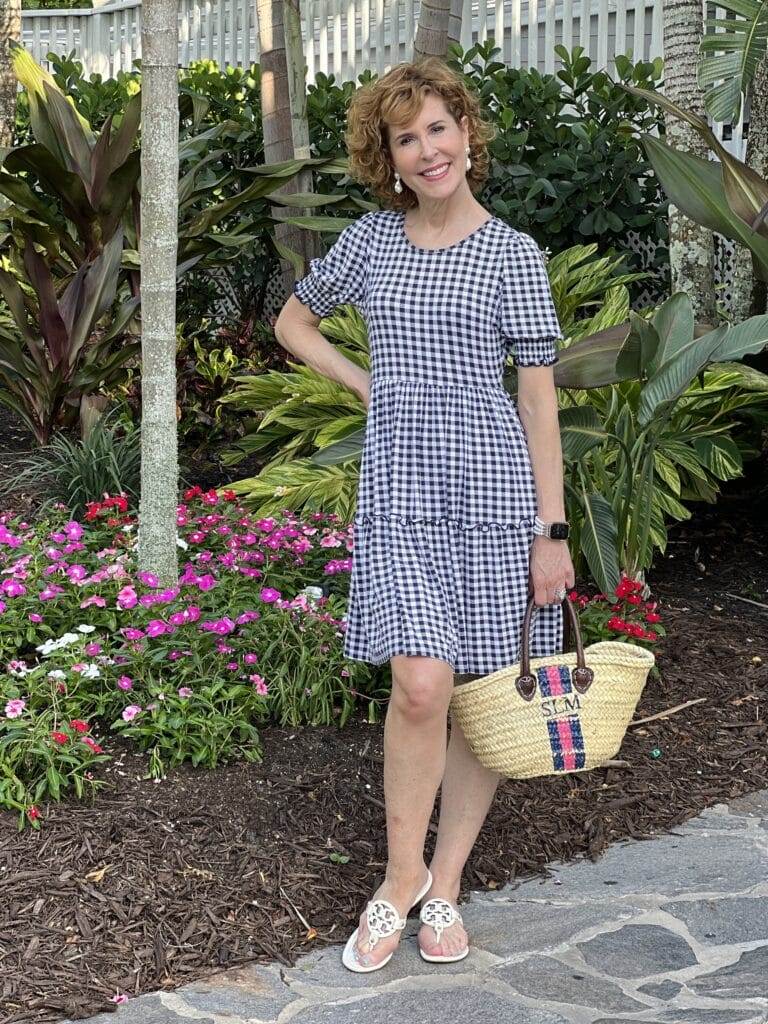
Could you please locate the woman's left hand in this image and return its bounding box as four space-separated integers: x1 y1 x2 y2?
529 536 576 606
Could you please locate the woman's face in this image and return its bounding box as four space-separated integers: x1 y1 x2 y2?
386 94 469 203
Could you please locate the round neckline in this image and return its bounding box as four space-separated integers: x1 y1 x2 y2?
398 210 497 252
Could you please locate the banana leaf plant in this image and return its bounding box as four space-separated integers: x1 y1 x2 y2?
617 84 768 281
558 292 768 590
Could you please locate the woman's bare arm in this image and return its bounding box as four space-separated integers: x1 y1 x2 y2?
274 295 370 402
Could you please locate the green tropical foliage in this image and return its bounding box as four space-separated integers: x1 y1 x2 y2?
618 84 768 281
0 45 349 444
697 0 768 123
560 293 768 590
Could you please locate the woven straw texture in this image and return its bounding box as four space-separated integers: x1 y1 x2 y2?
449 640 655 780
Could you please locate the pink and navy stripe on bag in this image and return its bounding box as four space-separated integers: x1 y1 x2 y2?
537 664 586 772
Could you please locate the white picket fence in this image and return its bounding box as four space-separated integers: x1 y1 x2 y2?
23 0 665 82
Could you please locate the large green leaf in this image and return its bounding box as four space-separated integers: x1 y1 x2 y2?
310 428 366 466
639 135 768 279
651 292 695 367
41 80 93 186
67 229 124 366
22 238 68 367
698 0 768 123
578 491 621 595
638 325 729 428
558 405 607 462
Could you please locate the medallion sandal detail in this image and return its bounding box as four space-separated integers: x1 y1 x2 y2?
342 869 433 972
419 897 470 963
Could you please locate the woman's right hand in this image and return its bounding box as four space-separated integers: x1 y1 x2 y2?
358 377 371 411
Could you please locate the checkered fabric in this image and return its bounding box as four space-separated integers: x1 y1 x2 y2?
293 209 565 673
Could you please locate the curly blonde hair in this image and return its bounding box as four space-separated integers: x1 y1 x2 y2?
345 57 497 210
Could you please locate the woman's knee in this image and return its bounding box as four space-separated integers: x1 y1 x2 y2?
390 655 453 721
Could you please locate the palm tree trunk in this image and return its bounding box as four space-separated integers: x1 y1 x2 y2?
138 0 179 584
663 0 716 324
259 0 320 304
0 0 20 149
414 0 454 58
737 54 768 316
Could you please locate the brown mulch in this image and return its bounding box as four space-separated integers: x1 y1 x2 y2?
1 442 767 1022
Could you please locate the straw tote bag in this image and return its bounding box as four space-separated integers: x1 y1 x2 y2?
449 596 656 780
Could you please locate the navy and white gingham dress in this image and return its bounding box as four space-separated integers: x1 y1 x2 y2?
293 208 564 674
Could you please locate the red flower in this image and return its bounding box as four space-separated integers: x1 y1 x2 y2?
184 485 203 500
626 594 642 605
646 612 661 623
27 806 41 821
69 719 89 734
83 736 104 754
51 731 69 745
222 490 237 501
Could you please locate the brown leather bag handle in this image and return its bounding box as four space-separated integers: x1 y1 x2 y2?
514 596 594 702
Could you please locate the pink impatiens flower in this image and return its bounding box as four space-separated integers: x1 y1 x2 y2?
4 698 26 718
64 521 84 541
116 586 138 610
249 674 269 696
260 587 281 603
121 705 142 722
117 676 134 690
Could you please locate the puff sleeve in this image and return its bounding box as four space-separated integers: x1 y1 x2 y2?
499 231 564 367
292 212 373 319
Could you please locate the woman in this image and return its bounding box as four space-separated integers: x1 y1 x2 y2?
274 57 575 972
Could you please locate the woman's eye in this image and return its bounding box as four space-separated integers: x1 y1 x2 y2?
400 126 444 144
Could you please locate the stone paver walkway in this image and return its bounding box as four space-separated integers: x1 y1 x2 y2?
66 791 768 1024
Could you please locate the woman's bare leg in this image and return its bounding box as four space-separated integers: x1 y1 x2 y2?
419 673 503 957
349 654 454 967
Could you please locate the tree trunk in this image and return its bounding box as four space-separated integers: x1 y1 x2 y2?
414 0 454 59
138 0 179 584
259 0 320 306
0 0 20 150
663 0 716 324
733 50 768 315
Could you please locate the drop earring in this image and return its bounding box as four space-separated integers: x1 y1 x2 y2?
393 171 403 195
466 146 472 171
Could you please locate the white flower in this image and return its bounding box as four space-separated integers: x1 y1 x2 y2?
273 485 288 497
36 639 58 655
122 524 134 533
77 624 96 634
176 537 189 550
59 633 80 646
47 670 66 680
79 663 100 679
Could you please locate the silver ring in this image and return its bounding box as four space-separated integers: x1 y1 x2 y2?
554 587 567 601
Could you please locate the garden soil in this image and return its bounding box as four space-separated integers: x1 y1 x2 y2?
1 444 766 1022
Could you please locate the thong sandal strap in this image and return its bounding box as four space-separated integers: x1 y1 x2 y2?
363 898 407 951
420 897 463 946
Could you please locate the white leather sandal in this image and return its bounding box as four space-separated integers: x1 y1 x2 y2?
342 869 433 973
418 896 470 963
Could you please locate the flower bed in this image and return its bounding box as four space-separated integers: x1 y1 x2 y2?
0 488 386 828
0 487 664 832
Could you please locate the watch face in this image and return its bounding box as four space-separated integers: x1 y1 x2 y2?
550 522 570 540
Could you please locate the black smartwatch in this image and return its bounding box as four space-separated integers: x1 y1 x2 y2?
532 516 570 540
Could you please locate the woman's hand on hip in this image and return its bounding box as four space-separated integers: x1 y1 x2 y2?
529 536 575 606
